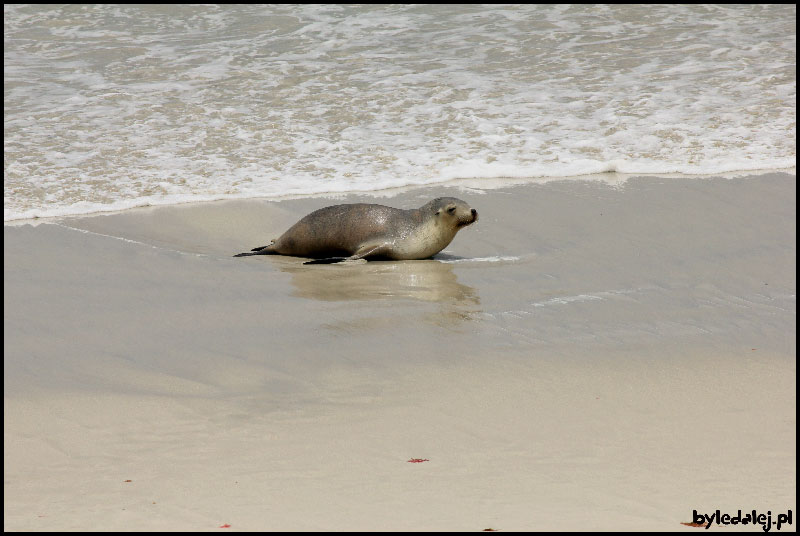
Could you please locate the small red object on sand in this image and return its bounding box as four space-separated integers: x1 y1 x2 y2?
219 524 231 528
407 458 429 463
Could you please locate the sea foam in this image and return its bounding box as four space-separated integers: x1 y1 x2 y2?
4 4 796 221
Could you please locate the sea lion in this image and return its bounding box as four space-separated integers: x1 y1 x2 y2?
234 197 478 264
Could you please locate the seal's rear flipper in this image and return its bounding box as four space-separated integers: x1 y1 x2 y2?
234 246 276 257
303 242 389 265
303 257 348 265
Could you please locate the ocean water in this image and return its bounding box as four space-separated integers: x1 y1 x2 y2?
4 4 796 222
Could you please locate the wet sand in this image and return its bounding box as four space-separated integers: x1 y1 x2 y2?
4 173 796 531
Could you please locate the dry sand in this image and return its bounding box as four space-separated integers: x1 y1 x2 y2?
4 173 796 531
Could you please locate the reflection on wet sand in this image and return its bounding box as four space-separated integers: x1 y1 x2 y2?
267 256 482 330
273 256 479 305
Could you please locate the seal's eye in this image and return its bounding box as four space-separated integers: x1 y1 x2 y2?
447 206 456 214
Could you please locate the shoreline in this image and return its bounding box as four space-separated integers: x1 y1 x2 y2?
4 167 796 226
4 172 796 531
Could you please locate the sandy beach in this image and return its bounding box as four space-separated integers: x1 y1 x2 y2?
4 172 796 531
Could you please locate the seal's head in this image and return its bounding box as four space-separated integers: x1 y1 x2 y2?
427 197 479 228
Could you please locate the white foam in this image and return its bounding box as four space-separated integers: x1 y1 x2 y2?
531 294 604 308
4 4 796 222
438 256 521 264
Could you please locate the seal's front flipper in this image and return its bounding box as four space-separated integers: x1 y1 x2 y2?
351 242 390 260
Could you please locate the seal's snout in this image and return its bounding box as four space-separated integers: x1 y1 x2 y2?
457 207 478 227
